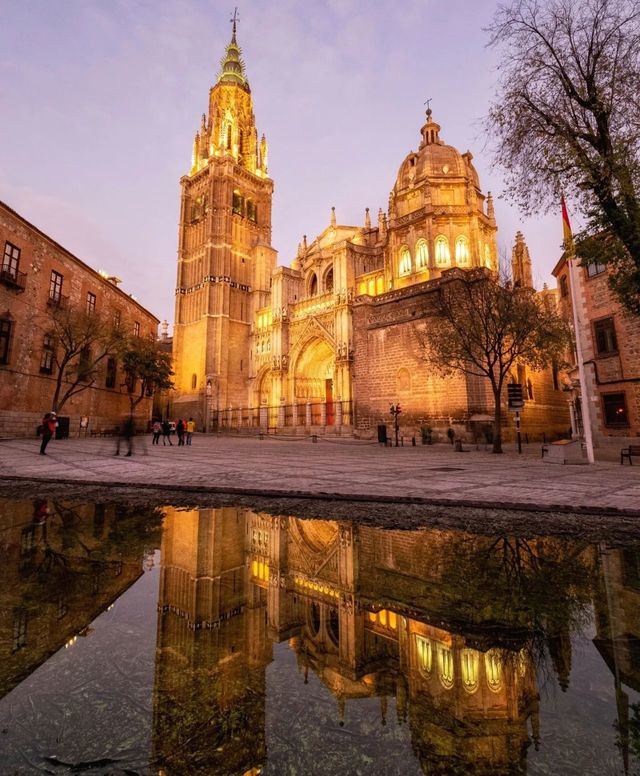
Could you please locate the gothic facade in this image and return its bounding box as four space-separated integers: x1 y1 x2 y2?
172 25 569 440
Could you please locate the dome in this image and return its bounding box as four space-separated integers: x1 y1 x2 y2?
394 110 481 192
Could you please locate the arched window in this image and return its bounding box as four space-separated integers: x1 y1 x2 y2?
226 124 232 150
367 278 375 295
246 199 256 222
376 276 384 294
485 650 503 692
455 236 471 266
324 266 334 292
484 243 493 269
416 636 432 675
399 247 412 276
438 645 455 689
434 236 450 267
191 373 197 390
308 272 318 296
460 649 479 693
416 239 429 270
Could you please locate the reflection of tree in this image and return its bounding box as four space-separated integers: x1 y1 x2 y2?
437 534 596 680
17 501 163 611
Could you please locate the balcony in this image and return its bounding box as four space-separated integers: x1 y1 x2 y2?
0 267 26 292
47 293 69 309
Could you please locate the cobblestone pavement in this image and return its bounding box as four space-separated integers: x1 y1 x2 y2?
0 434 639 513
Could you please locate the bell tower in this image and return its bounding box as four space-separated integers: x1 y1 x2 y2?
172 15 276 425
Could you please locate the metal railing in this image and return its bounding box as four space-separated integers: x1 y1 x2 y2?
0 267 26 291
215 399 353 432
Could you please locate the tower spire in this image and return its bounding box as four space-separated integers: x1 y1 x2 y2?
217 8 249 90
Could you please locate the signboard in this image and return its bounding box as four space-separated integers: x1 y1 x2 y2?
507 383 525 411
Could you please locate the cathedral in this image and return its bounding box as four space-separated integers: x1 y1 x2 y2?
171 21 569 440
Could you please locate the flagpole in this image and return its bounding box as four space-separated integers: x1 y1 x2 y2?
563 208 596 464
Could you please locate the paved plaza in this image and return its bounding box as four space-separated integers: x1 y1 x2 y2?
0 433 639 514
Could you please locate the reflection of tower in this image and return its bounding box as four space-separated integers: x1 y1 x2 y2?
152 507 271 775
547 629 573 692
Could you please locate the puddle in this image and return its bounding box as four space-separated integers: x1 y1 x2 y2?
0 498 638 774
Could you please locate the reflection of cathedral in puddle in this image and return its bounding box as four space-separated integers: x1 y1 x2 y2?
153 509 544 775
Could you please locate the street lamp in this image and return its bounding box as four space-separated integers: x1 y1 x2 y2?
205 380 212 434
389 403 402 447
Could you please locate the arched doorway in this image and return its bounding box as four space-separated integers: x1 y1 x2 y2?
293 338 336 424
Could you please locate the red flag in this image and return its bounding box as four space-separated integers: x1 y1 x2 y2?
561 196 573 250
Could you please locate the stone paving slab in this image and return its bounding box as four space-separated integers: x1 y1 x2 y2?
0 435 639 514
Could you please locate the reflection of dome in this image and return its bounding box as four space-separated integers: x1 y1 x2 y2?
290 518 338 554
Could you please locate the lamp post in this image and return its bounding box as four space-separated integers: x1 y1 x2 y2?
389 403 402 447
205 379 212 434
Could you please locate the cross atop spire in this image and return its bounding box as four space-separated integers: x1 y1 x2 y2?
230 7 239 40
217 8 250 91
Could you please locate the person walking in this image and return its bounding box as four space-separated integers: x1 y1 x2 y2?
115 415 135 456
39 412 57 455
161 419 173 446
152 420 162 445
186 417 196 445
176 418 185 447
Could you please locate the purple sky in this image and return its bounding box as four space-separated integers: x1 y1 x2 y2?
1 0 564 327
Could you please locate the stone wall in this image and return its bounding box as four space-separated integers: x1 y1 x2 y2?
0 201 158 437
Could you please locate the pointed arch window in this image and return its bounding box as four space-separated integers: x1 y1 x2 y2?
455 235 471 266
460 648 480 693
485 650 503 692
226 124 232 150
416 239 429 270
324 265 334 293
434 236 450 267
416 636 433 675
437 645 455 689
484 243 493 269
399 247 412 276
308 272 318 297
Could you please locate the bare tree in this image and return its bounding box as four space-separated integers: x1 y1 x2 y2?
47 305 124 413
121 336 173 419
487 0 640 313
415 270 570 453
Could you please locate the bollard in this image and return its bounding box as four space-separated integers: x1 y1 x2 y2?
401 436 404 447
312 434 318 443
412 436 416 446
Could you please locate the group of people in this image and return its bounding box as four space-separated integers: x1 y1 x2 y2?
151 417 196 447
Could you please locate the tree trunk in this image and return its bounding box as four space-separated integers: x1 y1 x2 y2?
492 387 503 454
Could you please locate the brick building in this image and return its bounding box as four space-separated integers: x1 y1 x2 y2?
553 253 640 450
171 23 569 441
0 200 159 437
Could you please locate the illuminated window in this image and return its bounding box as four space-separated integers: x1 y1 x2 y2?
251 560 258 577
376 276 384 294
399 248 412 276
388 611 397 630
379 609 387 627
485 650 503 692
232 190 243 216
460 649 479 693
484 243 492 268
416 239 429 269
359 282 366 295
438 645 455 689
416 636 432 674
434 236 450 267
368 278 375 295
455 236 471 266
602 392 629 428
